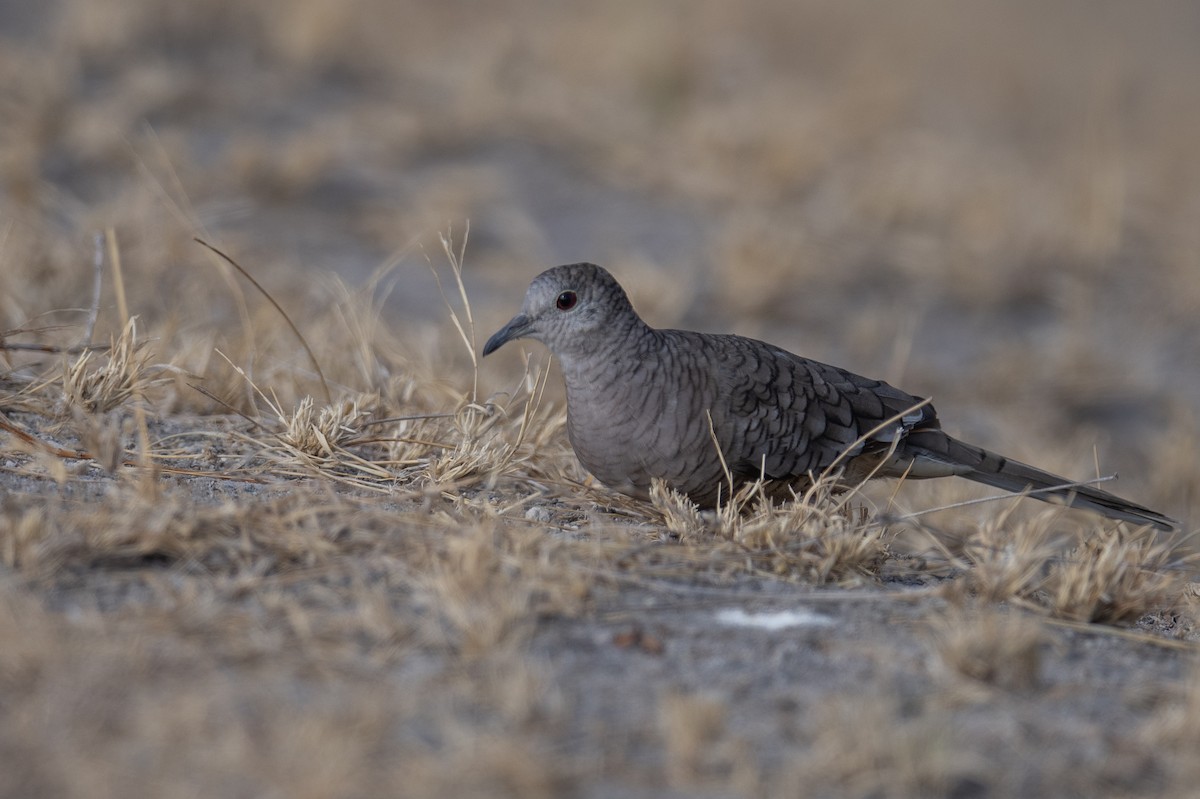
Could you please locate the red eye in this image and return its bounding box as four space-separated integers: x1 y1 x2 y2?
556 291 578 311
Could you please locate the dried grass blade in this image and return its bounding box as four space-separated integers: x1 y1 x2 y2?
194 238 332 403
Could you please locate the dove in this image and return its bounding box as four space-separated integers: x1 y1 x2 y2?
483 263 1175 530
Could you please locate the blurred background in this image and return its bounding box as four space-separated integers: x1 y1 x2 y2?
2 0 1197 518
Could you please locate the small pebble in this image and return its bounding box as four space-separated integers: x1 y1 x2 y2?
525 505 553 523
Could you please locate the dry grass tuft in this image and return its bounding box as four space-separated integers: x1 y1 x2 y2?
1045 528 1192 624
659 692 758 793
1140 665 1200 793
957 511 1066 603
423 399 527 491
929 605 1047 692
940 511 1193 624
61 318 156 414
259 391 392 485
0 500 54 571
276 394 375 457
419 520 571 656
780 693 992 798
648 477 888 585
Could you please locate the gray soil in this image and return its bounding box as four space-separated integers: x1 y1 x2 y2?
2 410 1194 798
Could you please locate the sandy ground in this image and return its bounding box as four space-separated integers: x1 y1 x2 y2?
1 409 1194 797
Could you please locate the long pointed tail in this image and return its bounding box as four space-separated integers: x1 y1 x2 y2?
904 432 1177 531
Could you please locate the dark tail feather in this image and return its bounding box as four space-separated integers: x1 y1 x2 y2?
906 432 1177 531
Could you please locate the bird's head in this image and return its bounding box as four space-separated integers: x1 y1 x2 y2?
482 263 639 361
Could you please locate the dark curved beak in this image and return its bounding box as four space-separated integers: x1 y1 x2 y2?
482 313 533 356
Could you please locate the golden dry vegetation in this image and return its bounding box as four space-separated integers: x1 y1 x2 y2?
2 1 1199 796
